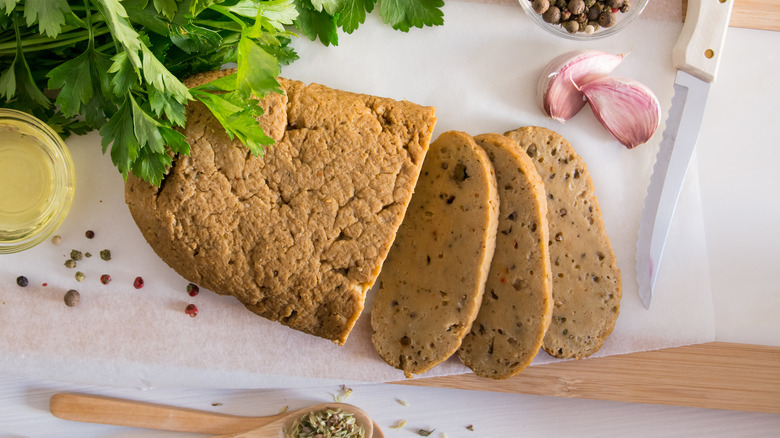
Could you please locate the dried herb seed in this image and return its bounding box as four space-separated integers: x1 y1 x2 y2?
285 408 365 438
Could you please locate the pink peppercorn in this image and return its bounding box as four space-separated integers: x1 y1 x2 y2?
186 283 200 297
100 274 111 285
185 304 198 317
133 276 144 289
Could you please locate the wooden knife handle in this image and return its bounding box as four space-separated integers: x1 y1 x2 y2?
673 0 734 82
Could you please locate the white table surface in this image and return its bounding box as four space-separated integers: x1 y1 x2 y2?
2 8 780 438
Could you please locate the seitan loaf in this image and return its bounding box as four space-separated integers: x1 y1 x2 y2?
125 72 437 345
504 126 621 359
371 131 500 378
457 133 553 379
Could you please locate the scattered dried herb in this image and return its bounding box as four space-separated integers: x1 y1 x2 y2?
99 249 111 261
466 424 475 431
417 429 435 436
334 385 353 402
16 276 28 287
64 289 80 307
397 399 409 407
390 420 407 430
285 408 365 438
85 252 92 258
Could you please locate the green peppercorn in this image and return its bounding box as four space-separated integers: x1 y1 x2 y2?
562 19 579 33
100 249 111 261
64 259 76 269
75 271 85 282
70 250 83 261
620 0 631 13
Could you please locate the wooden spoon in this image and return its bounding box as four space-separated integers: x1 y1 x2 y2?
50 393 382 437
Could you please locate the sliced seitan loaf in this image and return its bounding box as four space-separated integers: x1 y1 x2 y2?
504 126 621 359
457 133 553 379
371 131 500 378
125 72 437 345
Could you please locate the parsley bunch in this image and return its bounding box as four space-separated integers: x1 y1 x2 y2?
0 0 443 186
0 0 299 186
294 0 444 46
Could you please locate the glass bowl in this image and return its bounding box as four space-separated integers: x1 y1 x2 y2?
518 0 649 40
0 109 76 254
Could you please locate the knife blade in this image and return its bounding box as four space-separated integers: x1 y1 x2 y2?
636 0 733 309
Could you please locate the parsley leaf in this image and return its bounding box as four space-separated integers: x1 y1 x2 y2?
295 0 338 46
23 0 71 37
338 0 375 34
380 0 444 32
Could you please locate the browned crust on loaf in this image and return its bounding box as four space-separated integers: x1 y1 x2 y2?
125 72 437 345
504 126 621 359
457 133 553 379
371 131 500 378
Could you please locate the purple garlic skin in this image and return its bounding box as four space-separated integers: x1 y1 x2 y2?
578 76 661 149
537 50 625 123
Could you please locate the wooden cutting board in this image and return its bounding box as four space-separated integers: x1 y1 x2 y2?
693 0 779 31
394 342 780 414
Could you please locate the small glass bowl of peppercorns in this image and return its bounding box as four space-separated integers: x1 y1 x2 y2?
519 0 649 39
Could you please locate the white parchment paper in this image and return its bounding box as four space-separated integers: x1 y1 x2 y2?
0 1 714 388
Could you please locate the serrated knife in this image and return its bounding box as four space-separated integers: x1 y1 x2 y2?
636 0 733 309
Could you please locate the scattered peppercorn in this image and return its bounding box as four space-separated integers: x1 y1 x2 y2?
599 10 616 27
16 276 28 287
133 276 144 289
186 283 200 297
85 252 92 258
51 235 62 245
42 283 47 287
75 271 85 282
100 249 111 261
100 274 111 285
64 259 77 269
185 304 198 317
532 0 549 14
70 250 83 261
85 230 95 239
64 289 80 307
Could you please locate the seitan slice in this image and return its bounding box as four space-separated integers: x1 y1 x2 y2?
457 133 553 379
125 72 437 345
371 131 500 378
504 126 621 359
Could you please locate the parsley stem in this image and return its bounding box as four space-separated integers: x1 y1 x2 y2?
0 27 110 55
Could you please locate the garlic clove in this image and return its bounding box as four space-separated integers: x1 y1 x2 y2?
578 76 661 149
537 50 625 123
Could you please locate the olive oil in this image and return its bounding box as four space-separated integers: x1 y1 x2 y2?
0 109 75 253
0 131 56 232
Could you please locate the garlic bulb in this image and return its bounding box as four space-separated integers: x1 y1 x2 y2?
537 50 625 123
578 76 661 149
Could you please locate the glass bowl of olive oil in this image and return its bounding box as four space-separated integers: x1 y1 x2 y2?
0 109 75 254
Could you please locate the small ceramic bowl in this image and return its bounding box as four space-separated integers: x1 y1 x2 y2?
519 0 649 40
0 109 75 254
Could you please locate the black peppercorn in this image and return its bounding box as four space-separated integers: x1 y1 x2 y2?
599 10 616 27
532 0 550 14
64 289 80 307
16 276 28 287
568 0 586 15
